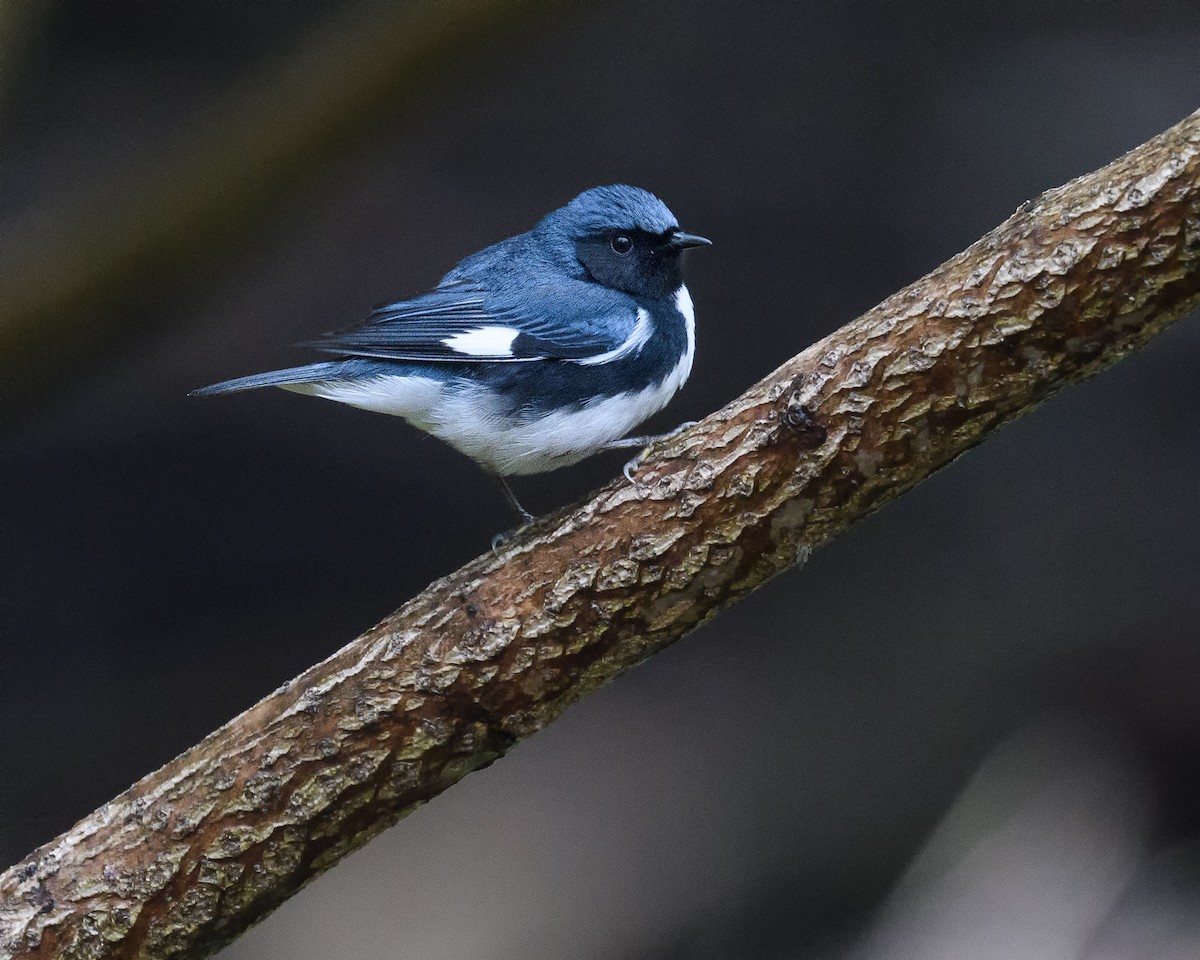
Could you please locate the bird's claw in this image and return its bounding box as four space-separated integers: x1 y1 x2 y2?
622 420 699 485
491 513 534 554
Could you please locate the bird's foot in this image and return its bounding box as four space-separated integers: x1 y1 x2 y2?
490 522 528 555
623 454 645 485
616 421 699 484
490 501 536 555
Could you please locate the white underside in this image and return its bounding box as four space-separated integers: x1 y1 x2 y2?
287 285 696 476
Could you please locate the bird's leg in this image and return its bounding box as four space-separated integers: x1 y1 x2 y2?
608 421 699 483
490 476 535 553
603 434 657 450
496 475 534 523
605 420 700 450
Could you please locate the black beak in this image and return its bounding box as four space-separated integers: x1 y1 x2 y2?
668 230 713 250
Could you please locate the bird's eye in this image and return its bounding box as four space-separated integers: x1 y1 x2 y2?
610 235 633 254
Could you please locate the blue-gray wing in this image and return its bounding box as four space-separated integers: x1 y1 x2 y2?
301 280 639 363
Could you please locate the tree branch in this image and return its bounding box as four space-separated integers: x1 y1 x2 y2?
3 110 1199 960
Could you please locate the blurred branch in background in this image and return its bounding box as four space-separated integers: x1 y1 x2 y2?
1 111 1198 960
0 0 561 404
848 719 1200 960
0 0 51 116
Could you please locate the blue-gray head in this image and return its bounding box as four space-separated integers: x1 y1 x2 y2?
536 185 711 299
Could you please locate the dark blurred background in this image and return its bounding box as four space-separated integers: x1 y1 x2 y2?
3 2 1200 957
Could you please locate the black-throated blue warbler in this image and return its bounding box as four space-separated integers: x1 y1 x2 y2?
193 185 711 520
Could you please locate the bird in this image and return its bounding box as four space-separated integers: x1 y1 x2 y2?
192 184 711 521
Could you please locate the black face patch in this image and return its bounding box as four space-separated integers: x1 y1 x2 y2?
575 229 683 299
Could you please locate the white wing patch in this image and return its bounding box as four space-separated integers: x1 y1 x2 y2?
441 325 521 358
576 307 653 366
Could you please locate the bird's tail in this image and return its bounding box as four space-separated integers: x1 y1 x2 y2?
189 361 349 397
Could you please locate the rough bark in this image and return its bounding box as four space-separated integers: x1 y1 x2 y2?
3 110 1199 960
